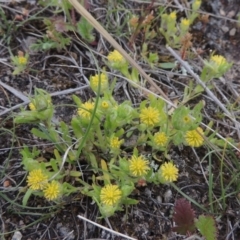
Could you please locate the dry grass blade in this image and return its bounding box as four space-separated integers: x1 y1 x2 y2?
68 0 171 102
77 215 137 240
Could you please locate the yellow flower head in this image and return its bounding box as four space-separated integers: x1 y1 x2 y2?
90 73 108 93
169 11 177 20
29 102 36 111
18 56 27 65
107 50 124 63
160 162 179 182
185 127 204 147
210 55 227 67
181 18 190 26
27 169 48 190
78 101 95 119
129 155 150 177
183 115 191 124
100 184 122 205
153 132 168 147
101 100 109 109
139 106 160 127
43 180 61 201
110 136 123 149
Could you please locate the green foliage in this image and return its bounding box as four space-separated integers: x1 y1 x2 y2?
11 51 29 75
195 215 218 240
76 17 95 43
158 0 201 47
14 80 234 217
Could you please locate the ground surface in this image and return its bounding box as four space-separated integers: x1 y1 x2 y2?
1 0 240 239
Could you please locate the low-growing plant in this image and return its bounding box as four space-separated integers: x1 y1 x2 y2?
11 51 29 75
31 0 95 51
159 0 201 48
14 50 236 219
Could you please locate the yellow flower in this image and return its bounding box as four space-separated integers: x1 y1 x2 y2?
107 50 124 63
101 100 109 109
183 115 191 124
27 169 48 190
210 55 227 67
160 162 179 182
43 181 61 201
139 106 160 127
129 155 150 176
169 11 177 20
100 184 122 205
18 56 27 65
185 127 204 147
90 73 108 93
110 136 123 149
78 101 95 119
153 132 168 147
29 102 36 111
181 18 190 26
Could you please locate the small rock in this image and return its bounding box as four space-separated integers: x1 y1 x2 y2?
59 226 75 240
164 189 172 203
221 26 229 33
229 28 236 36
11 231 22 240
156 195 162 204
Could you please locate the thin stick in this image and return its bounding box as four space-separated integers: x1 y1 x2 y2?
77 215 137 240
166 46 233 118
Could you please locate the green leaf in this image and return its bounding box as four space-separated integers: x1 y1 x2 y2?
60 121 72 144
22 158 41 172
195 215 217 240
31 128 51 141
121 197 138 205
22 188 34 206
159 62 176 69
77 18 95 43
69 170 82 177
121 183 135 197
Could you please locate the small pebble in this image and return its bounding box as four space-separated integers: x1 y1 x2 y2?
229 28 236 36
164 189 172 203
221 26 229 33
156 195 162 204
11 231 22 240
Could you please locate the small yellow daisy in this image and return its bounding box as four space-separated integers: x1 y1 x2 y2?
90 73 108 93
183 115 191 124
78 101 95 119
169 11 177 20
43 181 61 201
101 101 109 109
129 155 150 177
27 169 48 190
29 102 36 111
185 127 204 147
160 162 179 182
107 50 124 63
110 136 123 149
139 106 160 127
153 132 168 147
210 55 227 67
18 56 27 65
100 184 122 205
